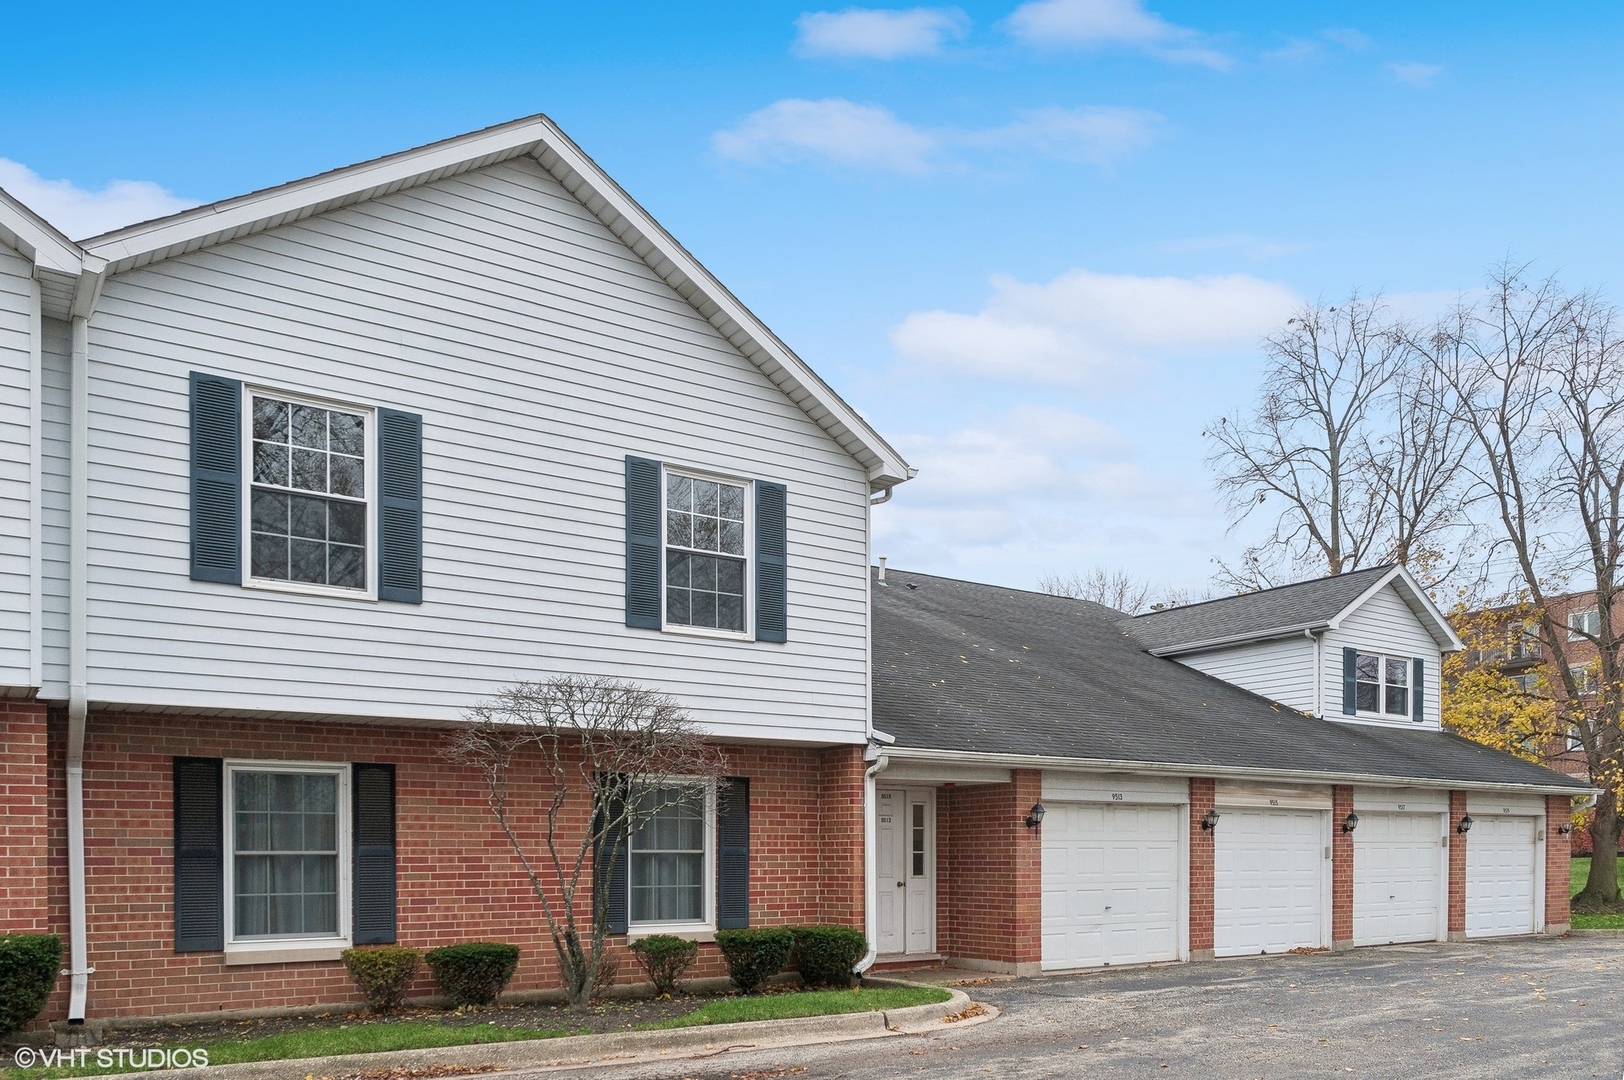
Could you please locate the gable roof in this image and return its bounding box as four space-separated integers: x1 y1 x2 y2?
76 115 913 491
0 187 86 318
873 569 1583 793
1129 563 1462 656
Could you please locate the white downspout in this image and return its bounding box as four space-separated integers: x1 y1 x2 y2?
853 747 890 977
66 314 91 1024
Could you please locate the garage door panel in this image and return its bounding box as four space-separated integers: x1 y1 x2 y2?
1214 809 1324 957
1465 816 1538 938
1353 812 1441 946
1042 803 1181 970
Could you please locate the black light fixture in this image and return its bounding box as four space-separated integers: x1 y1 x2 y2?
1024 802 1046 829
1557 822 1573 835
1342 812 1360 834
1457 815 1474 834
1200 809 1221 831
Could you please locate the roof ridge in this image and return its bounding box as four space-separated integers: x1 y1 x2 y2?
1132 562 1397 620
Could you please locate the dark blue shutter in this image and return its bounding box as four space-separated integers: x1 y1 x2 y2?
173 757 223 953
189 373 241 584
716 777 750 929
352 763 397 944
625 457 662 629
754 482 787 643
1342 647 1358 715
377 410 423 603
594 778 630 935
1412 658 1425 723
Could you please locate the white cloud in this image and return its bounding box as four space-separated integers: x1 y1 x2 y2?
0 158 194 241
1321 27 1373 50
794 7 969 59
713 99 1163 173
1387 61 1442 87
891 268 1299 386
1005 0 1230 69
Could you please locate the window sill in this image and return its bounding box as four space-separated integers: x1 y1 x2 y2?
242 577 378 603
224 942 349 966
626 926 715 943
660 624 751 642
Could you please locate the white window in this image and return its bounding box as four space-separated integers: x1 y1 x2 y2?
664 470 750 635
224 762 350 949
1508 623 1542 660
1567 724 1586 752
1355 652 1410 717
1568 609 1601 641
246 390 374 595
628 781 714 931
1570 664 1600 695
1511 673 1540 695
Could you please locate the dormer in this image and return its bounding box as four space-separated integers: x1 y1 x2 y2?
1128 564 1463 729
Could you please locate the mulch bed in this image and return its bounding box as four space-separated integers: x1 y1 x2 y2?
98 991 771 1048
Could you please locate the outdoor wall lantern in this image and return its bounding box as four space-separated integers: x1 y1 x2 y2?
1457 815 1474 834
1200 810 1221 831
1342 812 1360 833
1024 802 1046 829
1557 822 1573 835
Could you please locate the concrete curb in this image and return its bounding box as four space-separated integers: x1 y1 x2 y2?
1568 927 1624 938
123 984 976 1080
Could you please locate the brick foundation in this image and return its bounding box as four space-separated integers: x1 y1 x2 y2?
1447 790 1467 938
936 771 1042 974
1545 794 1572 931
34 710 866 1021
1188 778 1215 958
1331 785 1354 949
1 701 51 935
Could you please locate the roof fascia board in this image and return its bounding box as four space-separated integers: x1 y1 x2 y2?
881 745 1593 797
0 189 83 276
1327 564 1465 651
76 114 913 491
1149 623 1327 658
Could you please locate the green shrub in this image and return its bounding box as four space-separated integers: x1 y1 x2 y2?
792 925 867 988
0 934 62 1039
341 945 422 1013
714 928 794 994
629 935 698 997
424 943 521 1007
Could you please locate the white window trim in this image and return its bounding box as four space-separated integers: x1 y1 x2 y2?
1354 651 1415 722
625 777 717 935
240 384 380 602
222 760 352 955
659 464 753 641
1568 609 1600 641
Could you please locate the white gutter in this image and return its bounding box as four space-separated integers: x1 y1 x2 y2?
1147 622 1329 658
65 313 91 1023
879 746 1595 798
852 747 890 977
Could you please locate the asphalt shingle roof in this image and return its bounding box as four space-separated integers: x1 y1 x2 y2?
1128 564 1396 653
873 569 1586 792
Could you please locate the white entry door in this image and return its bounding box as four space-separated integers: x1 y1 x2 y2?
1353 812 1444 946
875 787 935 955
1465 816 1539 938
1214 808 1326 957
1041 802 1181 971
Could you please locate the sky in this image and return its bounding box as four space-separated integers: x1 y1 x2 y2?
5 1 1624 594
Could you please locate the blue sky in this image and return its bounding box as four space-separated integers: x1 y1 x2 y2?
5 1 1624 593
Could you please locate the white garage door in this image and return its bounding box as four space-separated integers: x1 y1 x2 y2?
1466 816 1539 938
1041 803 1180 970
1353 812 1443 946
1215 808 1324 957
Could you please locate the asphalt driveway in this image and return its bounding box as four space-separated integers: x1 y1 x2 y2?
556 937 1624 1080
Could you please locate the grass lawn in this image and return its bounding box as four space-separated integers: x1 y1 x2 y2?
1570 857 1624 929
641 986 951 1030
6 986 952 1079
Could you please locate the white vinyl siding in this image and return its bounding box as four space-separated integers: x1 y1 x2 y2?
48 158 871 741
0 247 35 687
1322 583 1443 727
1173 636 1317 714
40 318 68 691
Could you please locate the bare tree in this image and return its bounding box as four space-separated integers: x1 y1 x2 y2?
1440 264 1622 907
1205 294 1469 591
446 676 726 1006
1038 568 1156 613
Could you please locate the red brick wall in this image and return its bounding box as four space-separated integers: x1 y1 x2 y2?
1546 794 1572 928
0 701 50 934
1189 778 1215 956
937 771 1041 969
36 711 864 1021
817 746 865 927
1447 790 1467 936
1332 785 1354 947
